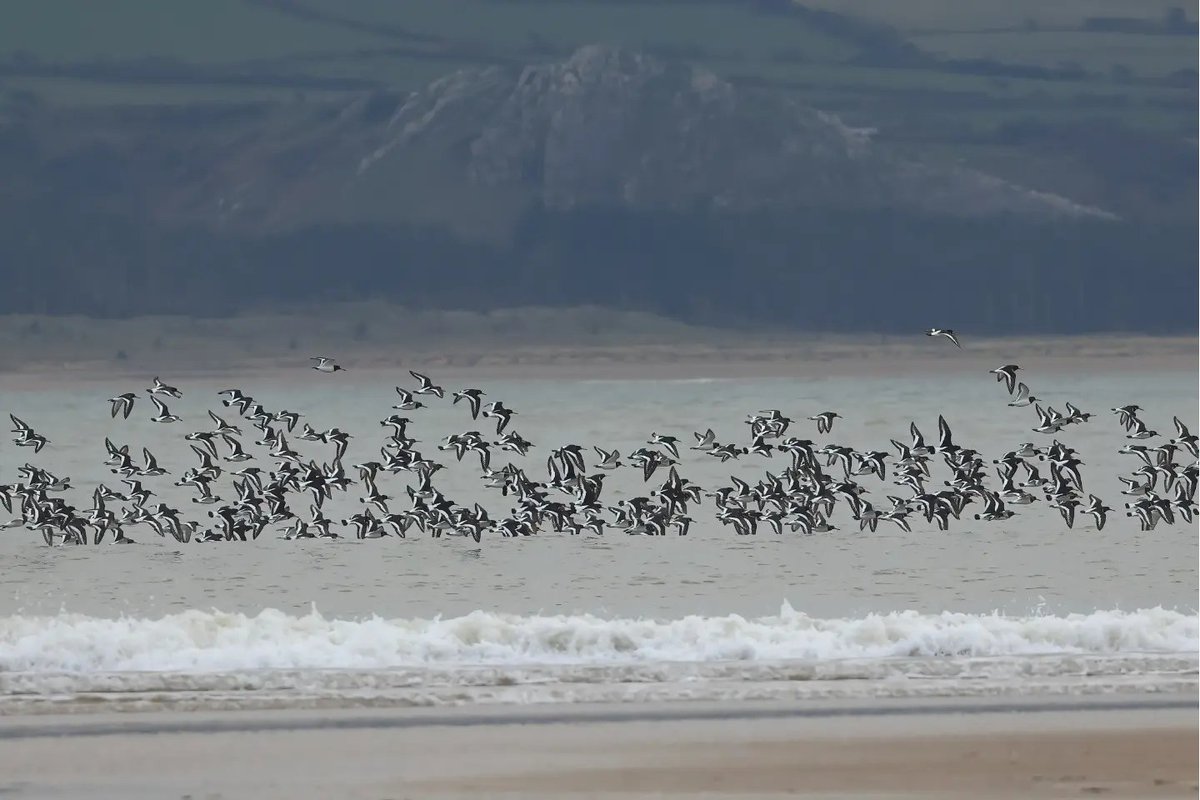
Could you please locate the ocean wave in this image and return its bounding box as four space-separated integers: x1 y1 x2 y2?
1 603 1195 674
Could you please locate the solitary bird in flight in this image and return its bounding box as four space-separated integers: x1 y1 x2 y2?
925 329 962 348
310 357 345 373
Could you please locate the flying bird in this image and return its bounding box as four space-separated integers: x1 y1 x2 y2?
1007 382 1037 408
149 396 182 424
409 371 444 398
108 393 137 420
310 357 344 373
989 365 1020 394
925 329 961 348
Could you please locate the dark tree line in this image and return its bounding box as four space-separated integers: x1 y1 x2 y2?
0 193 1194 334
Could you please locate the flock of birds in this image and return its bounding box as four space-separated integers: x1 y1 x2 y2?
1 330 1196 546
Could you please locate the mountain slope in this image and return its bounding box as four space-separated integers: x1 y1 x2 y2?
184 44 1112 234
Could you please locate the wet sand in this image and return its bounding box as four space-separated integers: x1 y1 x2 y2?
1 333 1195 387
0 306 1194 383
0 696 1195 799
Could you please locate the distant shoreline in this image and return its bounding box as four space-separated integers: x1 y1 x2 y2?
0 308 1194 384
0 339 1194 386
2 338 1194 385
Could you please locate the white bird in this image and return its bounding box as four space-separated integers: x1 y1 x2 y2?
310 357 344 373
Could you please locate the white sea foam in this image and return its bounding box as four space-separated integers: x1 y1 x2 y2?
1 603 1195 674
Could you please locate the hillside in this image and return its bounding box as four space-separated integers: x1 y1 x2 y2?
0 1 1195 333
66 43 1108 236
2 0 1195 220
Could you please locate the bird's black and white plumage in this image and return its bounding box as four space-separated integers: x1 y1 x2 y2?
936 414 959 454
148 397 181 424
147 377 183 399
207 410 241 437
409 371 444 399
139 448 167 477
4 322 1196 550
393 388 425 411
925 329 961 348
1111 405 1141 431
808 412 841 435
593 446 622 470
1007 382 1037 408
1125 418 1158 440
989 365 1020 395
310 357 344 373
1082 494 1111 531
1170 417 1198 457
452 388 486 419
482 401 515 434
1032 404 1066 435
649 433 681 460
691 429 718 451
108 393 137 420
218 388 253 413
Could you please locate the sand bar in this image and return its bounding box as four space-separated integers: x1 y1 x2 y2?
0 695 1195 799
0 306 1194 382
1 336 1195 387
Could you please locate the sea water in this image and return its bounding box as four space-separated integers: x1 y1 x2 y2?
1 367 1196 711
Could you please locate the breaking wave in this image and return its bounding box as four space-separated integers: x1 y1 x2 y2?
2 603 1195 674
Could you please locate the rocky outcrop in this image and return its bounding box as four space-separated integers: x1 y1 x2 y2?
142 43 1112 231
362 43 1113 220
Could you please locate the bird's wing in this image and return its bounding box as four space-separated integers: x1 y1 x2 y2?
937 415 953 447
910 422 925 448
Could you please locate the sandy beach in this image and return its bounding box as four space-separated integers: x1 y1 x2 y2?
2 309 1196 800
0 307 1194 384
0 336 1194 390
0 696 1195 799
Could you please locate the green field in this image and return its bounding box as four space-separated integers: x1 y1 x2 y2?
0 0 387 63
912 30 1197 77
798 0 1190 32
0 0 860 98
0 76 355 106
329 0 858 60
2 0 1192 94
